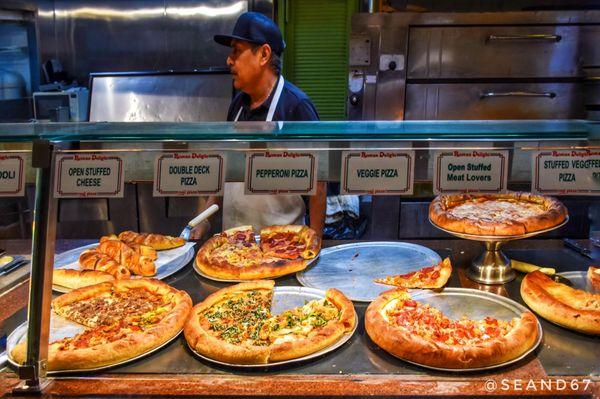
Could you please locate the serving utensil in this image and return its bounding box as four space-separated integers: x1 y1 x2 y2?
179 204 219 240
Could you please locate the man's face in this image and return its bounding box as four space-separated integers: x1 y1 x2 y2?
227 40 267 91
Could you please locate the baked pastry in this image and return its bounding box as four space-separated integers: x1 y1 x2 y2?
521 270 600 334
78 249 131 279
118 231 185 251
375 258 452 289
53 269 115 289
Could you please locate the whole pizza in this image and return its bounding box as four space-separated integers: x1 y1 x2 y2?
521 270 600 335
184 280 356 364
195 225 321 280
11 279 192 371
429 192 567 236
365 288 539 369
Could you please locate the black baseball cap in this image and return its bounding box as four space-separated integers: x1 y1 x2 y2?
214 12 286 56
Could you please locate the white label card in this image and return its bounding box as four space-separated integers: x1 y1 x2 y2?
340 151 414 195
54 154 124 198
153 152 225 196
433 150 509 194
532 149 600 195
245 151 317 195
0 153 26 197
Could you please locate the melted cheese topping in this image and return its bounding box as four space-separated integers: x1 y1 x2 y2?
263 299 340 344
449 200 545 223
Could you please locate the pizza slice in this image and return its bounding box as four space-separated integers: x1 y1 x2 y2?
374 257 452 289
589 266 600 290
259 289 355 361
260 225 321 260
365 289 539 369
11 279 192 371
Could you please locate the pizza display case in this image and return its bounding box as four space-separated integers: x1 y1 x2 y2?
0 120 599 398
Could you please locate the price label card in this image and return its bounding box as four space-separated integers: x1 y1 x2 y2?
340 151 414 195
245 151 317 195
532 149 600 195
153 152 225 196
54 154 124 198
433 150 509 194
0 153 26 197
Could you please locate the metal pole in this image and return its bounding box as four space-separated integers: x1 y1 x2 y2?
13 140 56 394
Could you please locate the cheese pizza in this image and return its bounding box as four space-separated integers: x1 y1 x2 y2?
184 281 355 364
11 279 192 370
521 270 600 334
429 192 567 236
195 225 321 280
366 289 539 369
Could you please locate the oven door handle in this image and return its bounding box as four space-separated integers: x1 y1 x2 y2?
480 91 556 99
486 34 562 42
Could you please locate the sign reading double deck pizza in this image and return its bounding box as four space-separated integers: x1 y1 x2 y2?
0 153 26 197
54 153 124 198
340 150 414 195
532 149 600 195
154 152 225 197
245 151 317 195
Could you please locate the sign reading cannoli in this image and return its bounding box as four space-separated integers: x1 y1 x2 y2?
54 153 124 198
153 152 225 196
532 149 600 195
340 150 414 195
0 153 26 197
433 150 508 194
245 151 317 195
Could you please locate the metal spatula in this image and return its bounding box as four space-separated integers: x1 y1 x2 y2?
180 204 220 240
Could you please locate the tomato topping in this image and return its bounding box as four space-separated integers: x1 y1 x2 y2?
485 316 498 326
430 270 440 279
403 299 418 308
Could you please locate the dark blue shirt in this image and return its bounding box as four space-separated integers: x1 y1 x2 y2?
226 76 319 122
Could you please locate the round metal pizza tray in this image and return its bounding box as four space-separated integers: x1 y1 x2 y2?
186 286 358 368
6 320 182 375
52 242 195 293
296 242 443 302
429 216 569 242
557 270 600 293
376 288 543 372
192 253 320 283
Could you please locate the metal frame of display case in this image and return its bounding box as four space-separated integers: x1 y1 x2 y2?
0 120 598 396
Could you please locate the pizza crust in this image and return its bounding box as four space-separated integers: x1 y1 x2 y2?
521 270 600 335
365 289 539 369
429 192 567 236
11 279 192 370
589 266 600 290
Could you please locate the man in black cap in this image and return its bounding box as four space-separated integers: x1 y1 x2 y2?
197 12 324 235
214 11 319 122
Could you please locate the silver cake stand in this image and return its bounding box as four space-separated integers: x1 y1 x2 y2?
429 216 568 285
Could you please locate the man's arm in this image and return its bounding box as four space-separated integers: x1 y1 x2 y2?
309 181 327 238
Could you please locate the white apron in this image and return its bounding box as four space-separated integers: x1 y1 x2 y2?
223 77 306 230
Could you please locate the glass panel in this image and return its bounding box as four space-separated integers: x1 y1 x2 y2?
0 119 597 142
